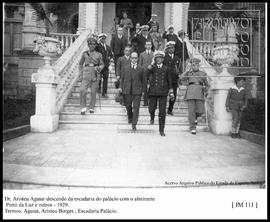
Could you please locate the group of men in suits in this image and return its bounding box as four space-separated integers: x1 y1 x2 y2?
79 21 208 135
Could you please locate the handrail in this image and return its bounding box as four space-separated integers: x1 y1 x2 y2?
53 30 91 114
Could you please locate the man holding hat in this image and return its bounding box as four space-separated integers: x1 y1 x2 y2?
180 58 209 134
147 51 173 136
163 41 181 115
96 33 113 98
131 25 154 55
79 37 105 115
147 14 160 31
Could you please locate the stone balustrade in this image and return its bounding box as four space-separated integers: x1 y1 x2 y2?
50 33 79 52
53 30 90 113
189 40 237 61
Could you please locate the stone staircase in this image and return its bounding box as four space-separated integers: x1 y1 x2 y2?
59 64 208 132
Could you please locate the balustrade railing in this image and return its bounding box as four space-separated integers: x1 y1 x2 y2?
52 30 90 113
36 32 79 52
189 40 238 60
50 33 79 52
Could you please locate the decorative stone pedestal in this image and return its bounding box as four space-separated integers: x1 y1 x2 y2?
210 66 234 135
30 37 62 132
30 77 59 132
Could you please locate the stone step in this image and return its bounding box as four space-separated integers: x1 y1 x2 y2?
66 97 189 108
59 112 206 124
71 86 187 95
75 81 188 89
58 121 208 131
62 105 189 114
69 92 185 100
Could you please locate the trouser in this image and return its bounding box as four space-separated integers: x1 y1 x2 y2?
80 76 99 110
187 99 205 130
149 95 167 132
114 55 121 76
99 67 109 95
231 109 242 133
143 73 148 105
168 83 178 113
123 94 141 125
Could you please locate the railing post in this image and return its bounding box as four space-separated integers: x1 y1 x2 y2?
30 37 62 132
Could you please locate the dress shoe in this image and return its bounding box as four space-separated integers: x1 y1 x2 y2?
150 119 154 125
89 109 94 113
160 131 165 136
81 108 87 115
128 119 132 124
191 129 196 135
132 125 137 131
231 133 236 138
195 120 198 125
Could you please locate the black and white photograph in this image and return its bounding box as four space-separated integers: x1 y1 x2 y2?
2 2 267 219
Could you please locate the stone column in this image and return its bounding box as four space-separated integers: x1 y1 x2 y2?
77 3 98 34
171 3 190 33
210 66 234 135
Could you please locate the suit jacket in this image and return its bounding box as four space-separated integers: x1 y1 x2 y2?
96 43 113 68
110 34 128 56
120 64 144 95
147 64 172 96
163 53 181 84
131 34 155 55
116 55 130 78
226 86 248 110
138 51 154 70
176 39 189 61
162 32 178 42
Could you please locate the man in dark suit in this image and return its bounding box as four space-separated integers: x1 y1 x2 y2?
147 51 173 136
110 26 128 74
163 41 181 115
138 41 154 106
177 30 190 73
131 25 154 55
119 52 144 131
116 45 131 80
96 33 113 98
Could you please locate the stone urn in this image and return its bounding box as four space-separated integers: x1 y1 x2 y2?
33 37 62 68
212 44 239 87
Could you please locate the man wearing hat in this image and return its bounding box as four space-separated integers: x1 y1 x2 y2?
96 33 113 98
180 58 209 134
163 41 181 115
110 26 129 74
162 25 179 43
147 14 160 31
131 25 154 55
79 37 105 115
147 51 173 136
177 30 189 73
119 52 144 131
